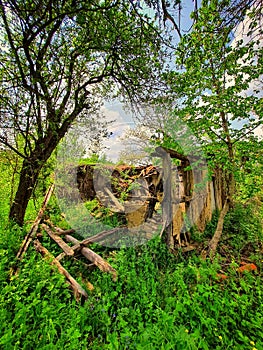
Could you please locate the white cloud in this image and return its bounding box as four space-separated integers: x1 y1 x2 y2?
100 102 136 162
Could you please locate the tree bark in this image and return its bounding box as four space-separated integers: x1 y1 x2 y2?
205 200 229 259
9 158 41 226
9 131 66 225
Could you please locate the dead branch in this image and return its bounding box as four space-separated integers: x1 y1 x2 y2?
55 227 124 261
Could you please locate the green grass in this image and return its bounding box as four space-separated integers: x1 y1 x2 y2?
0 158 262 349
0 227 262 349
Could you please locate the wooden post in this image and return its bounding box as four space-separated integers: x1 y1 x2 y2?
162 150 174 249
152 147 174 250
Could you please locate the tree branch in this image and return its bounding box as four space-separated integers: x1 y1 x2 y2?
161 0 182 38
0 137 26 159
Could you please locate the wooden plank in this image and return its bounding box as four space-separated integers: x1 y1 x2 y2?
34 239 89 301
64 235 117 281
57 228 125 257
15 184 55 261
41 223 74 256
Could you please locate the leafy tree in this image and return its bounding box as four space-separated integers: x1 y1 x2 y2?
166 0 262 256
0 0 170 225
0 0 258 227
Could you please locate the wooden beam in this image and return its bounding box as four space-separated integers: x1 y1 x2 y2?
41 223 74 256
33 239 89 301
152 146 188 161
55 227 125 261
161 151 174 249
64 235 117 281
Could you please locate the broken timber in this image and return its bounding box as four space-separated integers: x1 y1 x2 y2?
34 239 89 301
12 183 117 300
42 223 74 256
42 224 118 281
35 223 118 300
39 223 117 277
59 147 227 251
75 155 226 247
15 184 55 261
63 234 117 281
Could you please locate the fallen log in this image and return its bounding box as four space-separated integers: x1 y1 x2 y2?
42 223 74 256
64 234 117 281
33 239 89 301
15 184 55 261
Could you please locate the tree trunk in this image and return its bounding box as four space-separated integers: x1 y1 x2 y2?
205 200 229 259
9 158 42 226
9 134 60 226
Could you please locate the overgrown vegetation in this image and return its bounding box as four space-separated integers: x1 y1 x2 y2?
0 0 262 348
0 156 262 349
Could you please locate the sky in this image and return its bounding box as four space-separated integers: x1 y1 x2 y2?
100 101 135 162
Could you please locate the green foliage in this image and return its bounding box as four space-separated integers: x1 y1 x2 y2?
0 0 169 225
223 201 263 259
1 2 263 348
235 139 263 202
0 160 262 350
166 0 262 202
0 150 262 349
1 223 262 349
79 154 108 166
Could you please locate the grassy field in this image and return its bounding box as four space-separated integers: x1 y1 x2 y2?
0 160 262 350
